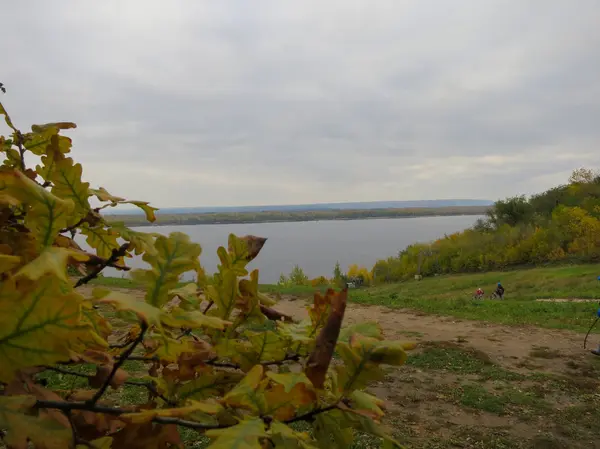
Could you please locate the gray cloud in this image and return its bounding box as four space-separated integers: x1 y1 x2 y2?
1 0 599 207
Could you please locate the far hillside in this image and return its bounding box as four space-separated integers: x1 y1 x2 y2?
374 168 600 282
106 205 489 227
106 199 492 215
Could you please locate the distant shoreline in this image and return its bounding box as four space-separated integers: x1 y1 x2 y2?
105 205 489 227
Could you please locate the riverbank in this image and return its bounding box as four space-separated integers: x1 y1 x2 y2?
104 205 489 227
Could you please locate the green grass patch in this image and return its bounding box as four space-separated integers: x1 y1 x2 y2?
456 384 506 414
407 342 523 381
454 383 551 416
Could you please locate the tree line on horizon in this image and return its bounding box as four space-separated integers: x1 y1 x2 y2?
106 205 489 227
373 168 600 282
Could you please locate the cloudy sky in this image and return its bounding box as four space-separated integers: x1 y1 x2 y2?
1 1 599 207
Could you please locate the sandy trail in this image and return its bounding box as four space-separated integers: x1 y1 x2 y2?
273 296 593 375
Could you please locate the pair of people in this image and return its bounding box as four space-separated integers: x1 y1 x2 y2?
474 282 504 299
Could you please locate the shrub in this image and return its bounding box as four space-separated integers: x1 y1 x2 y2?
0 99 412 448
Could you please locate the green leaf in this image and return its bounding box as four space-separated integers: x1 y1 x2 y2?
205 418 267 449
134 232 202 308
31 122 77 132
269 422 318 449
338 322 383 343
80 224 120 259
314 412 354 448
15 247 89 282
25 132 74 155
0 170 74 247
348 390 385 420
215 233 260 277
92 288 163 328
0 254 21 274
206 269 238 320
89 187 125 203
224 365 267 413
246 330 288 363
122 400 222 423
161 308 230 330
0 101 16 131
0 395 72 449
23 126 59 156
168 282 201 309
335 409 403 448
335 336 411 394
47 154 91 222
0 277 90 382
121 200 158 223
266 372 313 393
110 222 158 256
77 436 113 449
178 371 243 401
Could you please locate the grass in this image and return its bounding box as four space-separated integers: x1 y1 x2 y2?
407 342 523 381
91 264 600 332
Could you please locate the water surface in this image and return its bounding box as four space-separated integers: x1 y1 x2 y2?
82 215 481 284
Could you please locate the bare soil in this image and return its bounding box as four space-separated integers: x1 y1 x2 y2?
275 295 600 449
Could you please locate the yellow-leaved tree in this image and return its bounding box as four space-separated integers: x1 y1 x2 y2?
0 97 413 449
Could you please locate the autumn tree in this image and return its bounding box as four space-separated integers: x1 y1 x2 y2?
0 99 412 448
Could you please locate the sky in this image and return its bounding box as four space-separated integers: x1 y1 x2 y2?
1 1 599 208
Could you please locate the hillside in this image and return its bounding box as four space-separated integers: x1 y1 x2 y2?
374 168 600 282
105 204 489 227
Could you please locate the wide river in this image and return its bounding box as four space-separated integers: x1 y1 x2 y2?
88 215 482 284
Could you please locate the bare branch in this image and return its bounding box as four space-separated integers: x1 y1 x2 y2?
34 399 340 432
203 301 214 314
88 322 147 405
123 353 302 370
42 365 175 406
284 403 339 424
74 243 130 288
15 131 26 171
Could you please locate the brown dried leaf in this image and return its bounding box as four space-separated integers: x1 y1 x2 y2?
229 235 267 263
89 365 129 389
111 422 182 449
260 304 294 323
304 289 347 389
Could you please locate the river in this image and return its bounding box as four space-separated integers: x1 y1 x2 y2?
82 215 482 284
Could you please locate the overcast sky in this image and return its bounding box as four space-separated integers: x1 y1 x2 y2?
1 1 599 207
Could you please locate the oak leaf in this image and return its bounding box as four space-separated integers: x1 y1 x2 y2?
0 395 72 449
0 277 89 382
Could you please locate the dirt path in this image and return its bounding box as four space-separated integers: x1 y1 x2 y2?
275 295 592 376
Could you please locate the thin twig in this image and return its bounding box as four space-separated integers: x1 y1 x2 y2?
284 403 339 423
203 301 214 314
60 216 88 234
42 366 175 406
35 400 339 430
64 410 90 448
35 400 226 430
122 353 302 369
74 243 129 288
88 322 148 405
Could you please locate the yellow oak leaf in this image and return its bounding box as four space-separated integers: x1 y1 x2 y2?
0 277 90 382
16 247 89 282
